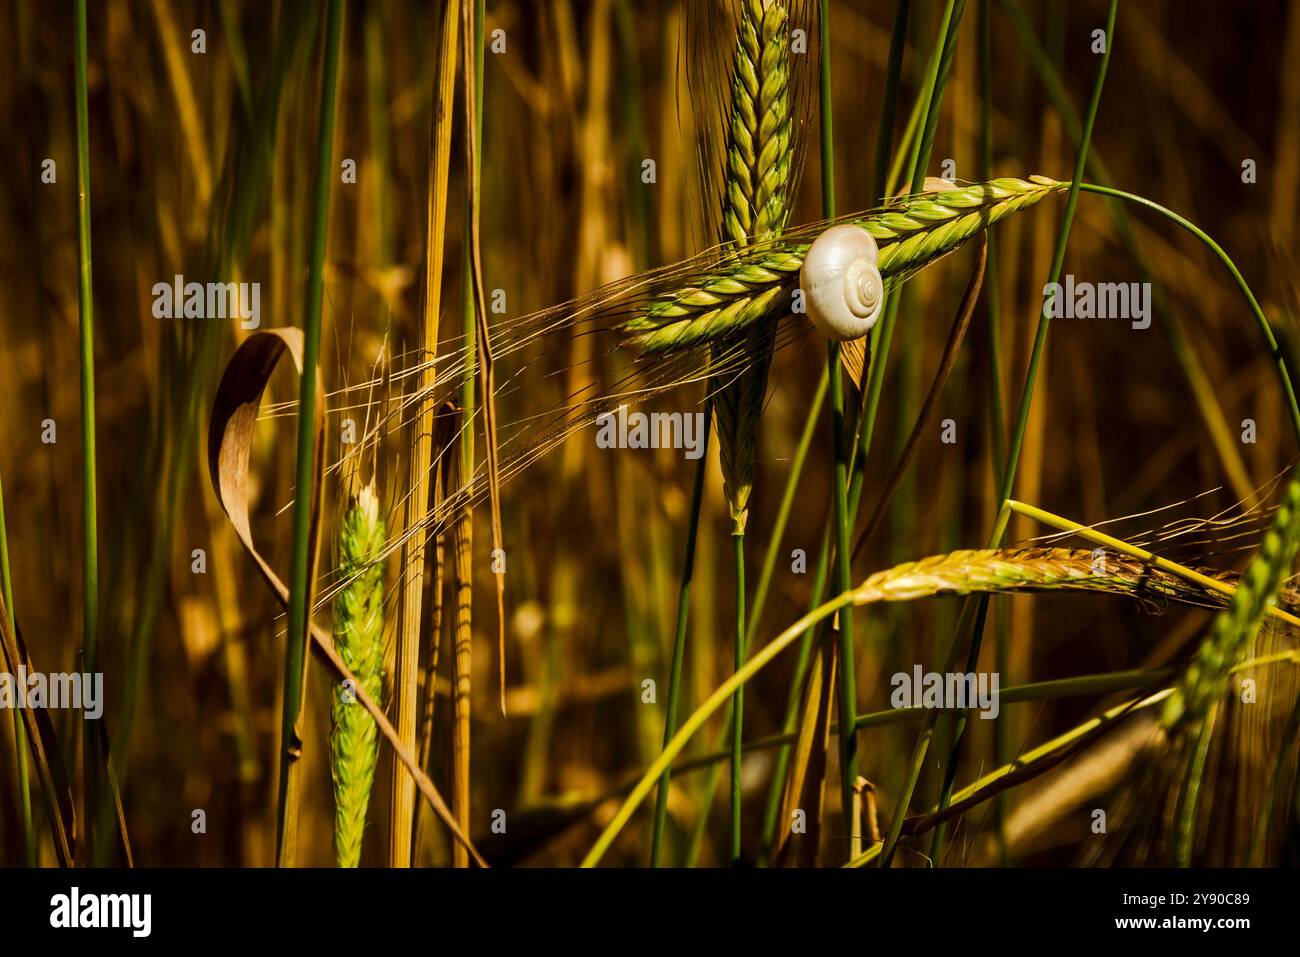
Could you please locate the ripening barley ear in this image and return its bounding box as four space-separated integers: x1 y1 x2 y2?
711 0 797 535
330 482 386 868
625 176 1066 356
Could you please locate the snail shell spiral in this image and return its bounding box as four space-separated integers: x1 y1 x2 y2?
800 224 884 341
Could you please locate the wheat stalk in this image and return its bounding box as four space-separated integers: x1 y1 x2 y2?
330 483 386 868
626 175 1066 355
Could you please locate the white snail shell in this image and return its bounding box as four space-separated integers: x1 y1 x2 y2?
800 224 885 341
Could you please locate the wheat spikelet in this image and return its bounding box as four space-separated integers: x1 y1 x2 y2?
1162 478 1300 729
330 482 386 868
851 546 1236 609
627 176 1066 355
712 0 795 531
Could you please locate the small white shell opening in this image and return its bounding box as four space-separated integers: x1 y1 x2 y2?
800 224 884 341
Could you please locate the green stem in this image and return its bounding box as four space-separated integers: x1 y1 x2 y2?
829 338 859 856
854 0 961 505
745 369 828 645
1174 708 1215 867
278 0 344 866
817 0 835 216
730 532 746 863
449 0 486 868
758 529 830 856
817 0 861 863
1075 183 1300 448
871 0 912 202
73 0 101 854
0 469 34 866
582 590 856 867
853 0 967 868
686 369 829 864
911 0 965 192
883 64 930 199
588 665 1178 808
992 9 1116 522
980 0 1010 865
979 0 1005 476
846 0 915 537
650 401 712 866
1000 0 1260 504
929 592 991 859
850 690 1174 866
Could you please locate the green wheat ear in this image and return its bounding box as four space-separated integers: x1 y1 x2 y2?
1162 478 1300 730
713 0 795 532
330 482 386 868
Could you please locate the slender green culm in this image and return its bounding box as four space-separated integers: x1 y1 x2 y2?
331 484 387 868
649 400 712 867
0 468 34 866
1173 703 1216 869
758 529 829 856
279 0 345 867
681 370 827 866
729 531 746 862
991 10 1115 529
979 0 1010 867
814 0 863 862
870 0 911 202
849 0 963 533
73 0 102 852
1076 183 1300 450
1000 0 1256 505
